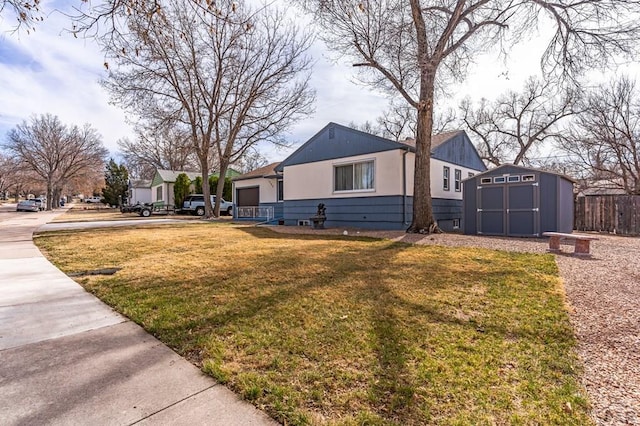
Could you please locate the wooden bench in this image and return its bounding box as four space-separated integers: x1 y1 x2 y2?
542 232 599 256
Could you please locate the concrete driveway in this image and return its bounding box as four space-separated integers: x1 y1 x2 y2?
0 208 276 425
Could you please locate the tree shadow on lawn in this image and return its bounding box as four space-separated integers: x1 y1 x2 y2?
114 226 579 424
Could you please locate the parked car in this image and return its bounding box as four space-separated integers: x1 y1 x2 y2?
182 194 233 216
85 196 104 204
16 199 39 212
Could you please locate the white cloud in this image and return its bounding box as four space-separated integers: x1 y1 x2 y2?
1 2 637 166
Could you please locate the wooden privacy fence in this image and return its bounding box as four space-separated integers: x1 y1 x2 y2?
575 195 640 235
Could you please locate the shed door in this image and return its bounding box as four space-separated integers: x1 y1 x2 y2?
477 186 505 235
477 182 539 236
506 183 539 236
236 187 259 207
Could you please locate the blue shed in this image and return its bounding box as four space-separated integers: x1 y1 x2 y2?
463 164 575 237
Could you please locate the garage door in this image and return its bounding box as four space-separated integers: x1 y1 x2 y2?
236 187 259 207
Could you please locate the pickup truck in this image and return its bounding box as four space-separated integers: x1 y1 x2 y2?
182 194 233 216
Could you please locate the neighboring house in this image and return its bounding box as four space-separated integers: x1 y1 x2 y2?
576 179 628 197
270 122 486 230
462 164 575 237
128 179 152 205
232 162 283 222
151 168 243 206
151 169 201 206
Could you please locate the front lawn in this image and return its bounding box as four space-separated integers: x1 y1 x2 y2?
35 224 591 425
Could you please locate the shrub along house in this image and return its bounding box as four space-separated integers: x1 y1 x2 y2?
248 122 486 230
462 164 575 237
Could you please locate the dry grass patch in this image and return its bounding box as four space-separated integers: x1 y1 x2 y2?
36 224 592 425
52 205 201 222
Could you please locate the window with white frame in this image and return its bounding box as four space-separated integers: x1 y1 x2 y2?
334 160 375 192
443 166 450 191
277 179 284 201
156 186 163 201
455 169 462 192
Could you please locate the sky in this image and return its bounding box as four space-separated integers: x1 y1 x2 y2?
0 1 636 165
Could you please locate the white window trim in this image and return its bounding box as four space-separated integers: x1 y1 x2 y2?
333 158 376 194
454 169 462 192
443 166 450 191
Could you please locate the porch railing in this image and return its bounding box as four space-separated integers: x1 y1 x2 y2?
236 206 274 220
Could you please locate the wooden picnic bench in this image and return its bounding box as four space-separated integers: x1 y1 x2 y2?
542 232 599 256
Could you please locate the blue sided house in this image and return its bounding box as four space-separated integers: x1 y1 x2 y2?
233 122 487 230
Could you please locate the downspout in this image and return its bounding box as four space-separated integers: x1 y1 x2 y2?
403 147 410 226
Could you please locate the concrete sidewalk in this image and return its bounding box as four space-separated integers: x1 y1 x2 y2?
0 209 276 425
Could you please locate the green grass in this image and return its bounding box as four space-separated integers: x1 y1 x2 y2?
35 224 592 425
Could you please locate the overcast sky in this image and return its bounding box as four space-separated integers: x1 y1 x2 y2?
0 2 636 164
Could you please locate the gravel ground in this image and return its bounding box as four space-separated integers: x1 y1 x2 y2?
268 225 640 425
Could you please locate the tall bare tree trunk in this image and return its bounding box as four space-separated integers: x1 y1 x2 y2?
408 68 440 233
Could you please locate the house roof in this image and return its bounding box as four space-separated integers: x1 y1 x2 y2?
233 162 282 181
130 179 151 188
399 130 464 149
578 187 627 196
275 123 485 172
155 169 201 183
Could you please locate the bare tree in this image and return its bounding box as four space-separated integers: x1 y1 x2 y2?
0 0 43 32
297 0 640 233
3 114 108 210
561 76 640 194
102 0 314 217
234 148 269 174
377 100 456 142
0 152 19 198
461 77 578 167
118 120 200 179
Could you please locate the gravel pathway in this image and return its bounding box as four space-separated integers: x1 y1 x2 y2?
268 226 640 425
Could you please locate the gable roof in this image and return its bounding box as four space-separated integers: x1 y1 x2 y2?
275 122 486 172
130 179 151 188
275 123 408 172
233 162 282 181
154 169 201 184
430 131 487 171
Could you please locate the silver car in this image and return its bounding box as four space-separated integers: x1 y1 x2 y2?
16 200 39 212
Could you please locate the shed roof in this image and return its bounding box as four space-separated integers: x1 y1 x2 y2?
465 164 576 183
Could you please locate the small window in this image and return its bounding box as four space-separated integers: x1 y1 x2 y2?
507 175 520 183
328 127 335 139
468 172 475 178
522 174 535 182
443 166 450 191
480 177 492 184
494 176 506 183
156 186 163 201
453 218 460 229
454 169 462 192
334 160 375 191
277 179 284 202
